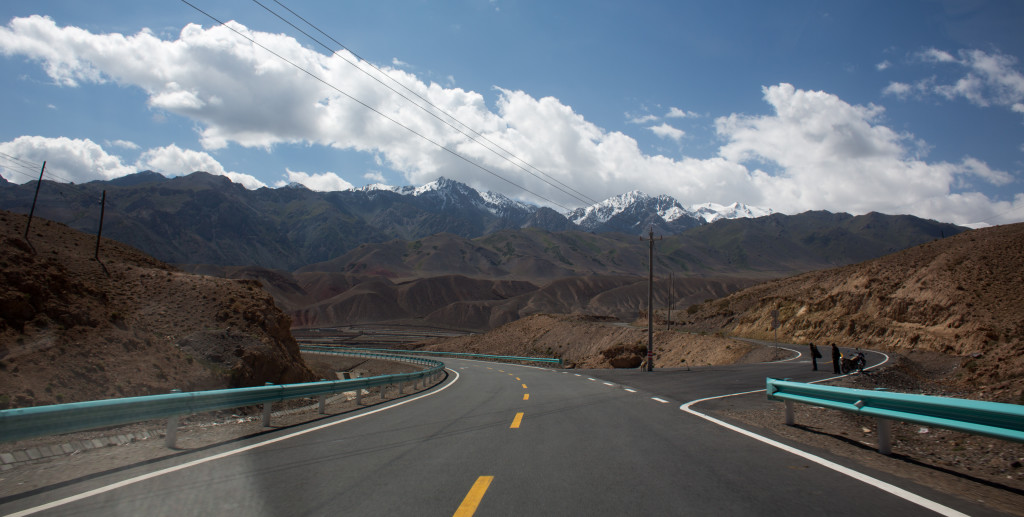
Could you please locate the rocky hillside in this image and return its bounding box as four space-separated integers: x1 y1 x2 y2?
419 314 775 369
679 223 1024 402
0 210 315 409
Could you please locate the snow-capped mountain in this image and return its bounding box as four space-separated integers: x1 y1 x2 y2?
357 177 540 221
566 191 772 235
690 202 775 223
360 180 775 236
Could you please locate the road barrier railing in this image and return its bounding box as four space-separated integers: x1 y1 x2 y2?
300 344 563 367
766 378 1024 454
0 351 444 447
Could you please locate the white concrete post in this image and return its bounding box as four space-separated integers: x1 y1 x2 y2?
356 387 362 405
784 400 795 426
165 389 182 448
398 381 404 395
318 379 326 415
877 418 892 455
262 382 273 427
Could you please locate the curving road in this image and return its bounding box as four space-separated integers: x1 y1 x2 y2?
0 347 1008 516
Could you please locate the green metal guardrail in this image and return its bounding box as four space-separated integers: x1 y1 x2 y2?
0 351 444 446
300 345 563 367
766 378 1024 454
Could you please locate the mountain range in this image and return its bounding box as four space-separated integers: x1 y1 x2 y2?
1 171 968 330
1 171 772 270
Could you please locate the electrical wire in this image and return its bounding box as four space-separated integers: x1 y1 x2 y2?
258 0 600 207
0 152 81 185
179 0 575 211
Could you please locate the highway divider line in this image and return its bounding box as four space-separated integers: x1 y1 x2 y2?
453 475 494 517
521 384 528 389
7 369 462 517
510 412 524 429
523 394 529 401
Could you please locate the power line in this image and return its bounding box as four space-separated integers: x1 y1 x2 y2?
256 2 598 207
0 152 45 180
179 0 575 211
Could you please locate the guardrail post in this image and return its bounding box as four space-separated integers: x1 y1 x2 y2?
398 381 405 395
784 400 795 426
262 382 273 427
318 379 326 415
356 387 362 405
165 388 182 448
877 418 892 455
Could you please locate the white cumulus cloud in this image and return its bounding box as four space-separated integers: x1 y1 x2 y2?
648 123 685 142
1 17 1020 225
363 170 386 183
276 169 354 191
665 107 698 118
136 144 266 189
714 83 1016 223
891 48 1024 113
0 135 135 183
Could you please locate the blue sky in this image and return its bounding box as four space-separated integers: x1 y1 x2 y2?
2 0 1023 226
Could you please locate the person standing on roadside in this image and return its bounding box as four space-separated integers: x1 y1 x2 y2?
831 343 841 374
809 343 821 371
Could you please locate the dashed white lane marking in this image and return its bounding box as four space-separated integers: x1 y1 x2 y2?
624 388 637 393
587 378 596 381
7 370 463 517
603 382 615 386
651 397 669 403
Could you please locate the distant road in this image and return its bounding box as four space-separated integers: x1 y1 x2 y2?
1 351 1004 516
585 340 888 402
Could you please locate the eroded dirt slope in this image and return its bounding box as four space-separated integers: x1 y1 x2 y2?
0 210 315 408
679 223 1024 402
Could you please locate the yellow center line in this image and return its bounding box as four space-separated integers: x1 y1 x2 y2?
498 370 505 372
510 412 524 428
453 476 494 517
515 377 520 381
523 393 529 401
521 383 528 389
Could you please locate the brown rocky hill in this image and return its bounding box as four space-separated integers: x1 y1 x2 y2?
420 313 775 369
285 272 762 331
679 223 1024 402
0 210 315 409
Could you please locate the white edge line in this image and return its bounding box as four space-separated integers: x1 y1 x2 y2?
678 352 969 517
8 369 462 517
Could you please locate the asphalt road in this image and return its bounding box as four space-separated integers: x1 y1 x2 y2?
0 351 1008 516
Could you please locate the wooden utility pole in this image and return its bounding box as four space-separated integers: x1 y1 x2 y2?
23 161 46 242
94 190 106 260
642 227 661 371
